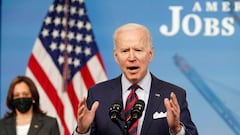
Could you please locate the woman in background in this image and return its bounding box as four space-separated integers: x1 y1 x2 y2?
0 76 60 135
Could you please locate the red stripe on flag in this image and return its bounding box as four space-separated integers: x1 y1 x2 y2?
80 65 95 89
28 54 70 135
96 52 107 73
67 81 79 119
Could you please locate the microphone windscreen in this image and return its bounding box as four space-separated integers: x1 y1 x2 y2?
131 99 145 119
109 100 123 121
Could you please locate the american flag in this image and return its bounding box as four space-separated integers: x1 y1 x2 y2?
26 0 107 134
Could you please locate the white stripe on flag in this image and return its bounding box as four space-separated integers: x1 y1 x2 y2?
87 55 107 83
72 73 88 100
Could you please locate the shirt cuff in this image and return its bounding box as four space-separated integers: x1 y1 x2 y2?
169 122 186 135
73 127 90 135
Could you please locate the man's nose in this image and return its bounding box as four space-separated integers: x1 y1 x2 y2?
128 50 136 60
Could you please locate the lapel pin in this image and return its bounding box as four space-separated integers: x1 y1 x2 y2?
155 93 160 97
34 124 39 128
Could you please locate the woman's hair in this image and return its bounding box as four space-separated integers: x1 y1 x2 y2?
5 75 45 118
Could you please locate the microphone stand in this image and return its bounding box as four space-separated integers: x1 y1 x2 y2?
123 120 129 135
111 115 129 135
119 117 129 135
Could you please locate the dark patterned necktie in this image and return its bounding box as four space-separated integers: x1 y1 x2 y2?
125 84 139 135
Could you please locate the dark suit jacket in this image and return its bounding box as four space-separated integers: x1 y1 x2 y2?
0 113 60 135
86 73 198 135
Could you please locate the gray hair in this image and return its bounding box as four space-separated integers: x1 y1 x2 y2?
113 23 153 50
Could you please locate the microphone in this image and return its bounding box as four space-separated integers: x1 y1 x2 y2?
109 100 123 122
109 100 126 134
109 100 145 135
128 99 145 128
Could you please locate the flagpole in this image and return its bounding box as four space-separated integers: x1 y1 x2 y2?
63 0 70 92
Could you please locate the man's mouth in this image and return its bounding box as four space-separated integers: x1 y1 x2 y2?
127 66 139 70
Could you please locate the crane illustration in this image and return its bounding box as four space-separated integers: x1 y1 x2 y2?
174 54 240 135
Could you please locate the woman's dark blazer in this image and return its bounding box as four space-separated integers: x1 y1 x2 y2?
0 113 60 135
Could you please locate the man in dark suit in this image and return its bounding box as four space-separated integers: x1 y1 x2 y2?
73 23 198 135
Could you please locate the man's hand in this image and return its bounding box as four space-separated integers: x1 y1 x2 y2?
164 92 182 134
76 97 99 133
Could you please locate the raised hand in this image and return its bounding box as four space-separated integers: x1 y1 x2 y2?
164 92 182 134
76 97 99 133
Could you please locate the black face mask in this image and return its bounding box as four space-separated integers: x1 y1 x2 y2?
12 98 33 113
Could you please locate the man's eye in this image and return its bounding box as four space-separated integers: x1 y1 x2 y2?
121 50 128 53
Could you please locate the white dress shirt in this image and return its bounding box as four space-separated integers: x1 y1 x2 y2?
121 71 151 135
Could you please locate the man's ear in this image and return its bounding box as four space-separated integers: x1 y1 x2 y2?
114 50 119 64
148 47 154 62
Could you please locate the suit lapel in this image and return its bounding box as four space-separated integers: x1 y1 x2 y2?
109 76 126 127
110 76 123 101
140 75 166 135
28 113 43 135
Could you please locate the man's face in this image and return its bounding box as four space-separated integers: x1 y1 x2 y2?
114 28 153 84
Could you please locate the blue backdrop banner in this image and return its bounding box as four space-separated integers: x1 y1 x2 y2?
1 0 240 135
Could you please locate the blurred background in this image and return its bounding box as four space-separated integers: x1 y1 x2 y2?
1 0 240 134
